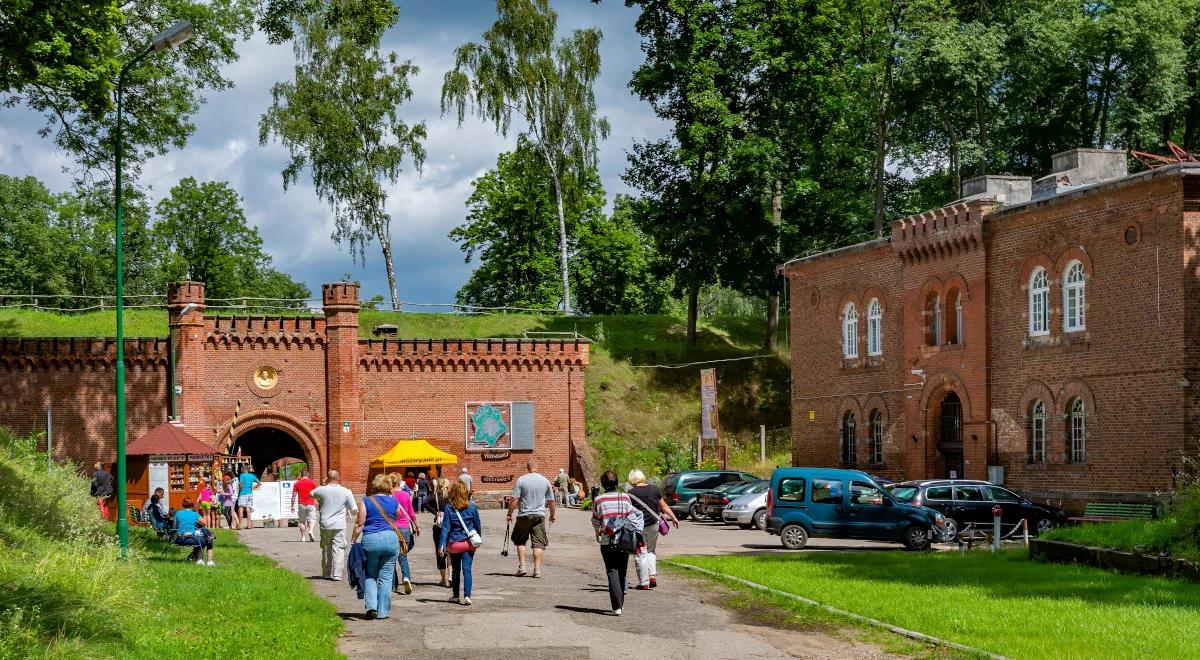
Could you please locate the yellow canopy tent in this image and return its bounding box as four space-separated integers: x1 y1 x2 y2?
370 439 459 469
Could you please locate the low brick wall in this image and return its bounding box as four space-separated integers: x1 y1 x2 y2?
1030 538 1200 581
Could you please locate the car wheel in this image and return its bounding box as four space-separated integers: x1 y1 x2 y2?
689 501 703 521
942 517 959 542
752 509 767 530
1035 518 1055 536
780 524 809 550
737 522 754 530
903 525 932 551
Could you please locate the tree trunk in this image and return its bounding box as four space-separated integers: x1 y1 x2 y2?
687 280 700 348
376 223 400 311
976 81 988 176
765 179 783 351
933 99 960 195
550 167 572 315
873 108 888 234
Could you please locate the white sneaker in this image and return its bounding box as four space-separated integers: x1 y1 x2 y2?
403 578 412 595
612 608 622 616
196 559 205 565
206 561 215 567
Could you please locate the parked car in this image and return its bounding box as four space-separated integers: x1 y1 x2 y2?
721 488 770 529
887 480 1068 539
698 479 768 520
764 467 945 551
662 470 760 520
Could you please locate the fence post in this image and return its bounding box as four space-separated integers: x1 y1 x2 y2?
1022 518 1029 548
992 505 1002 553
46 405 52 469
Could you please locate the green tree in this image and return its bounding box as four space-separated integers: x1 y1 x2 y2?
0 175 70 299
260 0 426 310
574 195 667 315
153 177 308 302
442 0 611 314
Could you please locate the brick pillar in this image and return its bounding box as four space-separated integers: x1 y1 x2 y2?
323 283 362 490
168 282 206 432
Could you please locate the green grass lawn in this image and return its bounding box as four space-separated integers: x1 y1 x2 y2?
673 550 1200 659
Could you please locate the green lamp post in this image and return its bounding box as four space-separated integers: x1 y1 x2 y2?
114 19 195 558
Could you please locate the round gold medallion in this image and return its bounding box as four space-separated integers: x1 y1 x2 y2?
253 366 279 390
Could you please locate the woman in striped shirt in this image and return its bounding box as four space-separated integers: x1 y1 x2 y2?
591 470 644 616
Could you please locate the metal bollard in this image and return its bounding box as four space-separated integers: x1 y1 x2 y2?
991 505 1002 553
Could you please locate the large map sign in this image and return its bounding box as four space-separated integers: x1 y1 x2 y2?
465 402 512 451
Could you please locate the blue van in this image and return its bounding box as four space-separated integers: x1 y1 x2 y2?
765 467 944 551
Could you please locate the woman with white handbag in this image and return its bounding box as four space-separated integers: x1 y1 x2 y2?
438 480 483 606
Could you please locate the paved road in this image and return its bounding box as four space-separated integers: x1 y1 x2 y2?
240 508 900 659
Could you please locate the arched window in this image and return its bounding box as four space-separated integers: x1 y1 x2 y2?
1029 268 1049 337
924 292 941 346
842 412 857 464
866 298 882 356
946 290 962 345
870 410 883 464
1063 261 1086 332
1068 398 1086 463
843 303 858 358
1028 400 1046 463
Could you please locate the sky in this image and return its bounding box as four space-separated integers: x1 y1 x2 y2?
0 1 669 306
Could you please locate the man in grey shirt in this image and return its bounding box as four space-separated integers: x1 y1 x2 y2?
310 470 358 581
506 459 556 578
459 467 473 494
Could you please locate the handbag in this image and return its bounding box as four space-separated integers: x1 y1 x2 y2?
626 489 671 537
606 493 644 554
453 507 483 549
370 496 410 556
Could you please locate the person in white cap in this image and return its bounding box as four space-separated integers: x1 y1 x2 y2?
458 467 473 496
554 468 570 506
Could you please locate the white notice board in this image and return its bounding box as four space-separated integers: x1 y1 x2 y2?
149 462 169 501
250 481 297 521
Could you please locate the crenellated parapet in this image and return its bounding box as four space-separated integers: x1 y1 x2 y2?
892 200 996 264
0 337 169 371
358 337 590 371
203 316 327 349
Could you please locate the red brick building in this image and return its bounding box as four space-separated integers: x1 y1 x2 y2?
782 151 1200 504
0 281 591 499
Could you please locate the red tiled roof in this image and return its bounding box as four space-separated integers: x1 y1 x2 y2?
126 422 215 456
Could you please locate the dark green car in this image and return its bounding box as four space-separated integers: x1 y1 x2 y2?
662 470 760 521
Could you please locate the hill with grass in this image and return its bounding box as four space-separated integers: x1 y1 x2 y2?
0 308 792 478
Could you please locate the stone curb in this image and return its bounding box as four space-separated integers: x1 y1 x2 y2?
664 560 1005 660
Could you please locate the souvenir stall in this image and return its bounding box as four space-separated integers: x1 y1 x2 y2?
124 421 220 514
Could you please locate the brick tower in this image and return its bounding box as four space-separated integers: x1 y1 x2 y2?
322 283 361 482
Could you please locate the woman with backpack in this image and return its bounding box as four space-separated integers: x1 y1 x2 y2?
438 480 482 606
591 470 644 616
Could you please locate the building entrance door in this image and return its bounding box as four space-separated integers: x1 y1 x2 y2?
938 393 964 478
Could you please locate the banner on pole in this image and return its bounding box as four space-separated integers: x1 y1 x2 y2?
700 368 720 440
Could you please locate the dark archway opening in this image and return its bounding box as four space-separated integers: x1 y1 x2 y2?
233 426 309 478
938 392 964 478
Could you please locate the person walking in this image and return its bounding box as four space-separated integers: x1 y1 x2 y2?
627 469 678 590
458 467 473 495
421 477 452 587
90 462 113 519
439 480 482 606
388 474 420 596
353 475 402 620
507 459 555 578
591 470 644 616
173 497 215 566
415 472 430 513
236 465 260 530
219 473 236 529
554 468 570 506
311 470 358 581
290 470 319 542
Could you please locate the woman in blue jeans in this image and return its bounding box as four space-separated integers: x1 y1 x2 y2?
353 474 401 620
439 480 482 606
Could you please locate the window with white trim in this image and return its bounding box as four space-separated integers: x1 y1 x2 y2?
952 292 963 345
842 412 857 464
934 296 943 345
1068 398 1086 463
843 303 858 358
1028 400 1046 463
1063 261 1086 332
866 298 882 356
1028 268 1049 336
870 410 883 463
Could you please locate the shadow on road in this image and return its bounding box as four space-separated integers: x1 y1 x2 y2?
555 604 613 615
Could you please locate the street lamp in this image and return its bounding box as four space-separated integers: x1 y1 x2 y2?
114 19 195 559
171 302 199 420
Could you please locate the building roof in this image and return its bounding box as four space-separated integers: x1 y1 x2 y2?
126 421 215 456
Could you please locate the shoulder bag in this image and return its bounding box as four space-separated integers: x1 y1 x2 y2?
607 494 644 554
453 507 483 549
370 496 410 556
626 489 671 537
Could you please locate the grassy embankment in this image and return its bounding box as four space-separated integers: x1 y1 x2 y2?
0 308 793 478
673 550 1200 659
0 427 340 659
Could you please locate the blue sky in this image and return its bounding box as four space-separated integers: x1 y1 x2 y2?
0 1 668 306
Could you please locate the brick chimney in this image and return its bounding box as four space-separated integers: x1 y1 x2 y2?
1032 148 1128 200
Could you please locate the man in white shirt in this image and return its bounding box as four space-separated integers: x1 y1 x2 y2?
310 470 358 581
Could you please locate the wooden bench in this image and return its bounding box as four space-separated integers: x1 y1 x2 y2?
1067 502 1156 523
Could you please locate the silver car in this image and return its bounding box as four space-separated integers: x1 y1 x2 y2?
721 489 769 530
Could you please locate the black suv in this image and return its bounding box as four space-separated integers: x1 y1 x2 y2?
887 480 1067 540
662 470 760 520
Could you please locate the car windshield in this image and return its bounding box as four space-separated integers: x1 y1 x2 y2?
889 486 919 503
725 480 765 495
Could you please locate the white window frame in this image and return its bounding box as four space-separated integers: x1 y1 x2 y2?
953 293 963 345
933 296 943 345
1063 261 1086 332
843 303 859 358
866 298 882 356
1029 400 1046 463
870 410 883 463
1029 268 1049 337
1068 399 1086 463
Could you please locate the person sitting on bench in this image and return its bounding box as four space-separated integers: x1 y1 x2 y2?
144 488 170 535
173 497 215 566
